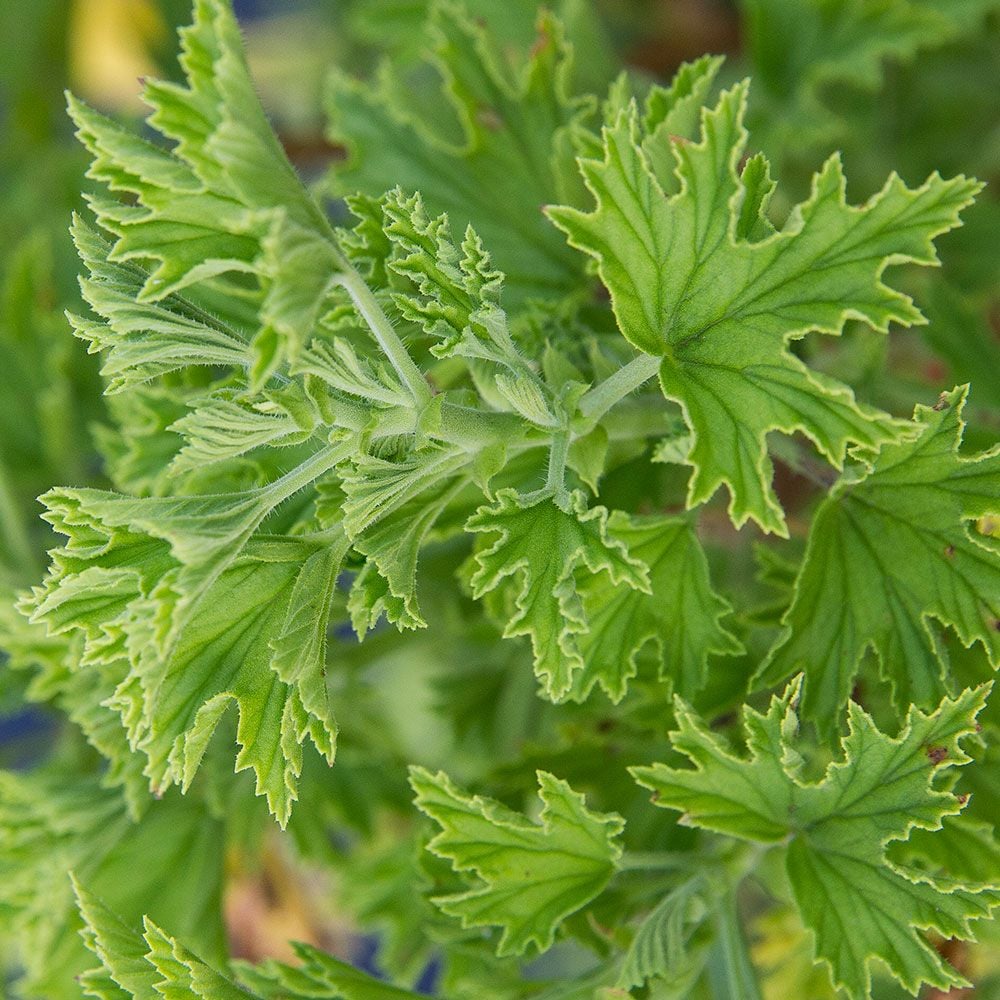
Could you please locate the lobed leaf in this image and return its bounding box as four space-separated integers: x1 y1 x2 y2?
759 385 1000 725
410 766 624 956
632 682 1000 997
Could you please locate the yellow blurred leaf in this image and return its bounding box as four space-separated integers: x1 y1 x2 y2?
69 0 165 112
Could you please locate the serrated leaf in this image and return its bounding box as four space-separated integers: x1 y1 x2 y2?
343 447 470 633
236 942 424 999
69 220 254 394
617 874 715 992
465 489 650 699
123 552 338 823
68 0 351 372
571 513 743 703
74 882 245 1000
168 391 315 472
25 485 346 823
759 386 1000 726
547 78 979 534
270 535 349 722
631 682 1000 998
38 444 342 607
344 189 551 413
0 776 224 999
409 766 624 956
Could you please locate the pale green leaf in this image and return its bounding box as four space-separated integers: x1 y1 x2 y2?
617 874 715 992
571 513 743 703
410 766 624 956
342 446 470 633
24 483 346 822
168 391 316 472
326 3 592 304
465 489 650 699
69 219 254 393
74 882 246 1000
68 0 350 371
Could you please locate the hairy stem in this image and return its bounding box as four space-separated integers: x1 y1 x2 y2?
546 430 571 499
577 352 661 426
338 270 432 408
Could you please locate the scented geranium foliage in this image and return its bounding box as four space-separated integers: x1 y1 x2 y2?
2 0 1000 997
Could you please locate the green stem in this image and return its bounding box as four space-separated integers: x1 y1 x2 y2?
577 352 661 426
706 888 763 1000
327 397 418 437
262 441 352 505
546 430 570 499
618 851 699 872
435 402 530 450
337 270 431 408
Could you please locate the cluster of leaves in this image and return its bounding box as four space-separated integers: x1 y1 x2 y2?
2 0 1000 998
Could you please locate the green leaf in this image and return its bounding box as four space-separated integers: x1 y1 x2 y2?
168 390 316 472
24 480 347 823
617 874 715 992
38 444 342 606
68 0 353 374
547 79 979 534
270 535 350 722
571 513 743 703
632 682 1000 997
465 489 650 699
409 766 624 956
0 774 224 999
236 942 424 999
123 551 338 824
759 386 1000 725
74 881 246 1000
68 219 254 393
326 2 592 304
342 445 470 633
741 0 999 155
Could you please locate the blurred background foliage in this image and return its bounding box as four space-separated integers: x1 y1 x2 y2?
1 1 1000 996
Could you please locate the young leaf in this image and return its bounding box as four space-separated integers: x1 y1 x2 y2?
571 513 743 702
631 682 1000 998
617 874 716 992
25 487 346 823
759 386 1000 725
409 766 624 956
69 220 254 394
342 447 470 632
168 391 315 472
547 80 979 534
465 489 650 699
